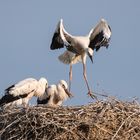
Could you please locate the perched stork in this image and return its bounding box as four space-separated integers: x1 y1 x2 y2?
37 80 72 107
50 18 111 99
0 77 48 108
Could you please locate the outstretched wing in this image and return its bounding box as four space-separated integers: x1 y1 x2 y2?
50 19 64 50
88 19 112 51
50 19 73 50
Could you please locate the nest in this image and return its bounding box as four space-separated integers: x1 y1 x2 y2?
0 98 140 140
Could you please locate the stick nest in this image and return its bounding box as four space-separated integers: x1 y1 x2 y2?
0 98 140 140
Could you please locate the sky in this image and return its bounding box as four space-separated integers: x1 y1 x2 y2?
0 0 140 105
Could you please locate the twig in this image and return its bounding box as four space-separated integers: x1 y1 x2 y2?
111 112 136 140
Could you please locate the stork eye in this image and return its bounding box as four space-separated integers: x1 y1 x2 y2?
62 84 65 89
45 83 48 88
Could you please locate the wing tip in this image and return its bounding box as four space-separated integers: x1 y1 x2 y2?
60 18 63 22
101 18 106 21
58 18 63 29
100 18 108 24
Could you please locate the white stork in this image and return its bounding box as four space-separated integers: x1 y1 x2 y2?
0 77 48 108
50 18 111 99
37 80 72 107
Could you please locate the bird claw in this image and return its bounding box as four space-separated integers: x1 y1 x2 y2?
87 91 98 100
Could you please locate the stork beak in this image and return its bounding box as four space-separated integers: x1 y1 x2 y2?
88 53 93 63
64 88 73 98
106 44 109 49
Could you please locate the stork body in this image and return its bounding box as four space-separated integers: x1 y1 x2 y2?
0 77 48 108
37 80 72 107
50 19 111 98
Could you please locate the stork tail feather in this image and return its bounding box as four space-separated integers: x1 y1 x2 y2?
58 51 82 65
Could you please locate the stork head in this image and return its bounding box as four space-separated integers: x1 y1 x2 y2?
59 80 73 98
39 77 48 89
87 48 93 63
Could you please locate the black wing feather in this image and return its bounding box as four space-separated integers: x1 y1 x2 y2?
89 31 111 51
89 31 104 51
50 32 64 50
37 96 50 104
0 94 28 106
5 84 15 93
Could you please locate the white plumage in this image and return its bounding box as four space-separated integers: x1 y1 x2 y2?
37 80 72 107
0 77 48 108
50 18 112 98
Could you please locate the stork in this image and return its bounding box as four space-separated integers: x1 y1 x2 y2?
50 18 111 99
0 77 48 108
37 80 72 107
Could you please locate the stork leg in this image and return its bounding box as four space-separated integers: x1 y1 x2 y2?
82 63 97 99
69 64 72 92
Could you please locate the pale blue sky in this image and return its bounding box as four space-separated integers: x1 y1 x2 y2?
0 0 139 105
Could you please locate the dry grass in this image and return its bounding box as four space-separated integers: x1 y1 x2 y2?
0 97 140 140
